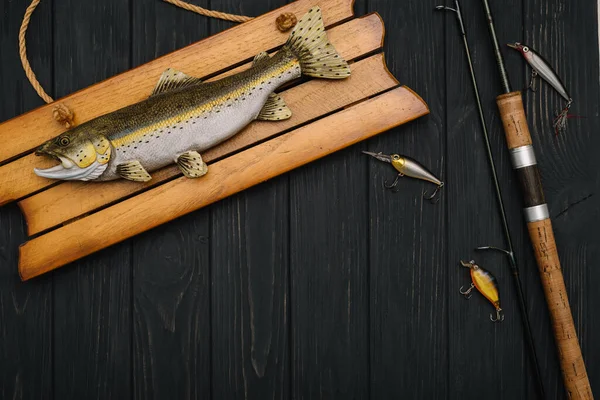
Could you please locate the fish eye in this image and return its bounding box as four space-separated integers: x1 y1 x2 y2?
392 155 400 161
523 46 529 52
58 136 70 146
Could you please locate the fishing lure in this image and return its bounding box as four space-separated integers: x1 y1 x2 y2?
507 42 574 135
363 151 444 202
34 7 350 182
459 260 504 322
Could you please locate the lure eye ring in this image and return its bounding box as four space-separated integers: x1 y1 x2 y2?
58 137 70 146
392 154 400 161
522 46 529 53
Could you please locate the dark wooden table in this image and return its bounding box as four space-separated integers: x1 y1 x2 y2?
1 0 598 398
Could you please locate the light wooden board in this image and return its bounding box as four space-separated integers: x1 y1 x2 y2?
18 87 429 280
0 0 353 164
0 13 382 206
21 53 395 235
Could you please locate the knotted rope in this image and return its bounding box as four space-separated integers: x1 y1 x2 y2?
18 0 272 129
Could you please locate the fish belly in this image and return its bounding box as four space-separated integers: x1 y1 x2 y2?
101 89 272 181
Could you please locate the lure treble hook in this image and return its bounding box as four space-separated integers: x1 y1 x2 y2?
423 182 444 203
363 151 444 203
490 308 505 323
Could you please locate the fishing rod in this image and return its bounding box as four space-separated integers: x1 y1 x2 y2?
479 0 593 398
435 2 544 397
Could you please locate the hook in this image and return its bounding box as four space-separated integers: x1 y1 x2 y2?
423 182 444 204
459 283 475 299
384 173 403 192
525 69 538 92
490 308 505 322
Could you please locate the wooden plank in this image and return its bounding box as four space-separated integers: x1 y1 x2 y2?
3 13 385 207
367 0 447 398
130 1 212 398
444 0 534 398
22 52 393 235
523 0 600 397
209 1 290 398
288 126 369 397
211 183 290 398
51 0 133 398
19 87 429 280
0 0 53 399
0 0 354 164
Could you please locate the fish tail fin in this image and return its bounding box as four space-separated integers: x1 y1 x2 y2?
282 7 350 79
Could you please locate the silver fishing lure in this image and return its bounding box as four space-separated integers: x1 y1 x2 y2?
363 151 444 202
508 42 574 134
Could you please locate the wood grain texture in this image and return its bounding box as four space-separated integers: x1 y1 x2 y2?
18 87 429 279
0 0 53 399
1 0 599 398
0 8 376 207
445 0 532 398
21 51 395 235
523 0 600 397
0 0 354 165
209 1 290 398
130 2 212 398
367 1 447 398
287 1 369 394
51 0 133 398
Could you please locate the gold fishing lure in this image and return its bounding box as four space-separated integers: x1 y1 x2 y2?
363 151 444 202
459 260 504 322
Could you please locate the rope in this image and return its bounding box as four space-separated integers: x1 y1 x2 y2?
163 0 252 23
18 0 253 129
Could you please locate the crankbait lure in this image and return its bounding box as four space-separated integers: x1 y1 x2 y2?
34 7 350 182
363 151 444 202
507 42 574 135
459 260 504 322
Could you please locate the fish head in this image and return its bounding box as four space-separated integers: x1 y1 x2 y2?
390 154 407 173
34 127 112 181
507 42 532 59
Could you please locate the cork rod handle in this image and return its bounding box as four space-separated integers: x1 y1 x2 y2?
497 92 593 399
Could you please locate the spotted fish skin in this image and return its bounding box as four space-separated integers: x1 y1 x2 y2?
98 48 301 181
34 7 351 182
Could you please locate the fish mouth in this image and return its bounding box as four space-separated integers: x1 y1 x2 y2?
34 154 104 181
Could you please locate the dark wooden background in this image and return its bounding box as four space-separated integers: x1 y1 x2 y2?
1 0 598 398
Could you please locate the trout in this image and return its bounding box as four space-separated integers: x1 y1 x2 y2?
34 7 350 182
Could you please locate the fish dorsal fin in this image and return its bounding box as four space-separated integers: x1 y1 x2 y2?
151 68 203 96
253 52 270 66
257 93 292 121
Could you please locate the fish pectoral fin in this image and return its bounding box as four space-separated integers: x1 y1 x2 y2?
253 52 270 66
176 151 208 179
257 93 292 121
116 160 152 182
151 68 204 96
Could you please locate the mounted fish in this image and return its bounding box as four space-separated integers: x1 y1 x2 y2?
459 259 504 322
363 151 444 202
33 7 350 182
507 42 575 135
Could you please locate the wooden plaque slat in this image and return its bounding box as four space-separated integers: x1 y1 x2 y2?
21 53 395 235
0 14 381 206
18 87 429 280
0 0 354 164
